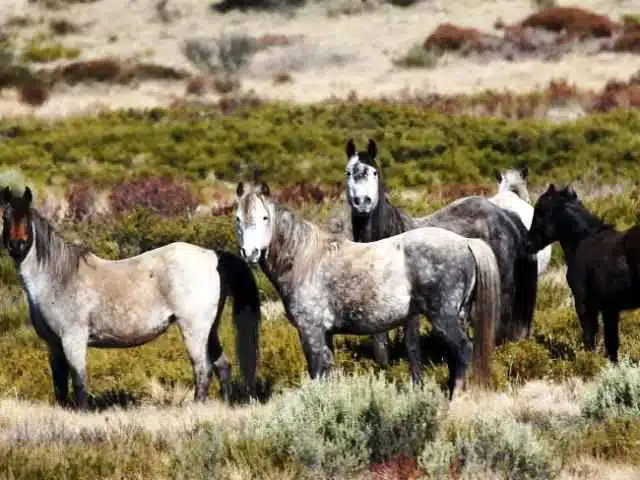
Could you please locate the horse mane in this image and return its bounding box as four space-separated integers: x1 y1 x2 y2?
31 209 90 284
351 172 412 242
269 202 337 285
563 197 613 234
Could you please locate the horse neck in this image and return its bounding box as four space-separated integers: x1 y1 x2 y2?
556 202 610 255
351 193 411 242
261 204 330 295
19 211 89 289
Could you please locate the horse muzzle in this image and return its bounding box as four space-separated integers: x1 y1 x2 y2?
240 247 261 264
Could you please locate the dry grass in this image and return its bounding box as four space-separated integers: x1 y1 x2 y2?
0 0 638 114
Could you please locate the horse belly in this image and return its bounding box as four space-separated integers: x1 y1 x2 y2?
87 304 175 348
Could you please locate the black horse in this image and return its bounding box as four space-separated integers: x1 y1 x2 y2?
345 138 538 366
527 184 640 362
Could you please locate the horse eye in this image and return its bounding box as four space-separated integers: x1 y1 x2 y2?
373 171 378 176
346 171 351 177
263 216 268 221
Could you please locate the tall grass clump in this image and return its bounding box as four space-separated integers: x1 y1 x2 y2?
582 358 640 420
419 413 560 479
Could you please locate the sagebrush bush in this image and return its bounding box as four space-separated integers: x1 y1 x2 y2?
582 359 640 420
209 373 446 477
419 413 560 479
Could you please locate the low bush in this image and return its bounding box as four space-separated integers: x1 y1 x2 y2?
582 359 640 420
419 413 560 479
21 33 81 63
186 373 446 477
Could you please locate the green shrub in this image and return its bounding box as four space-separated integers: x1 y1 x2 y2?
210 373 446 477
21 33 80 63
1 106 640 189
419 414 560 479
582 359 640 420
568 416 640 465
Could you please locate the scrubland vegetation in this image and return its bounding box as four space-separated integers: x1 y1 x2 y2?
2 0 640 478
0 99 640 477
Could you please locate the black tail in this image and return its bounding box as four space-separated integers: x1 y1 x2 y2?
216 251 261 396
513 254 538 341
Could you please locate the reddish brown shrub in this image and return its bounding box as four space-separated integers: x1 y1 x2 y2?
42 58 190 86
18 79 49 106
256 33 293 49
275 182 342 207
370 454 424 480
67 182 97 222
519 7 619 39
429 183 493 202
109 177 200 217
614 28 640 53
546 79 578 104
423 23 486 51
185 75 209 96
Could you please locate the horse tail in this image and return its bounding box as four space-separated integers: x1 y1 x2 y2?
466 238 501 387
514 253 538 339
216 251 261 396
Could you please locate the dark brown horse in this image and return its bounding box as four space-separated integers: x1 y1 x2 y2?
527 184 640 362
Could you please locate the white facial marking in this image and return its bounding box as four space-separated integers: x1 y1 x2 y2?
346 154 379 214
236 194 272 264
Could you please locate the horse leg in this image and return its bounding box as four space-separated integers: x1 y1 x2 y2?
298 325 332 379
61 333 89 410
576 302 598 352
433 315 472 400
180 320 220 404
48 346 70 407
602 309 620 363
403 315 422 384
371 332 390 367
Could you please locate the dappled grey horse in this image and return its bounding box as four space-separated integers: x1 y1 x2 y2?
1 186 261 409
345 139 537 366
234 182 500 399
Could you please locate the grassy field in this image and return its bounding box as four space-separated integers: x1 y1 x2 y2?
1 99 640 477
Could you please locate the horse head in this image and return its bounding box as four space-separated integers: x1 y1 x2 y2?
2 186 34 261
494 165 530 203
345 138 382 215
235 181 274 264
527 183 577 254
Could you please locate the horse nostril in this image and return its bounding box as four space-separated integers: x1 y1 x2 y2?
240 247 247 258
353 196 360 206
363 196 371 205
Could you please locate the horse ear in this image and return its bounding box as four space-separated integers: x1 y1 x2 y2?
23 186 32 205
520 164 528 180
2 186 12 204
493 169 502 182
367 139 377 158
547 184 556 193
259 182 270 197
236 182 244 198
346 139 356 159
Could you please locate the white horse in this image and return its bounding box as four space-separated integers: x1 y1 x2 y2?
1 186 261 409
489 167 551 275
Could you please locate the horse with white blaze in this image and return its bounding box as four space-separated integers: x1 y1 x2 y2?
234 181 500 399
344 139 538 367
